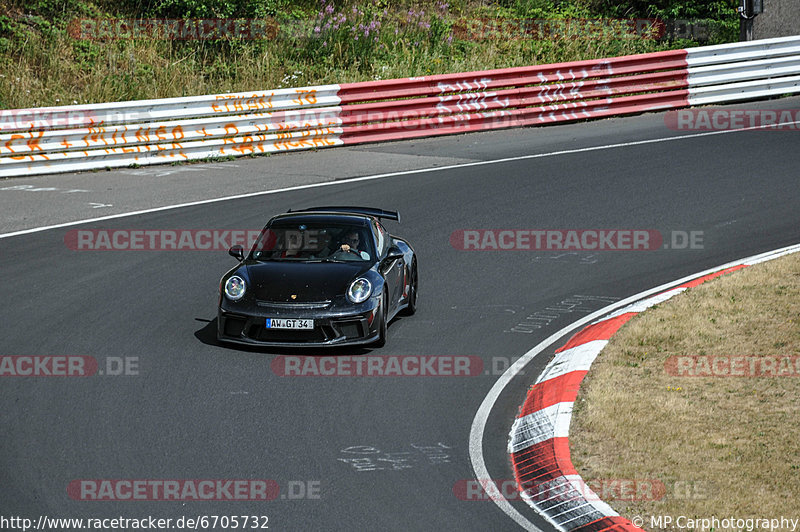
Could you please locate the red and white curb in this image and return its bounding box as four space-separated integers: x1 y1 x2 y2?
507 244 800 531
468 243 800 532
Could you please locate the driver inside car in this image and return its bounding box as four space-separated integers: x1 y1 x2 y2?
340 230 361 252
336 229 370 260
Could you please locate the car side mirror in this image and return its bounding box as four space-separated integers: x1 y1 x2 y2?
385 246 404 261
229 245 244 261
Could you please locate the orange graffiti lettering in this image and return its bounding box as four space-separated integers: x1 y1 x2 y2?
5 133 24 154
293 89 318 106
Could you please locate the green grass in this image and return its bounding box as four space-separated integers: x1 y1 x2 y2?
0 0 738 109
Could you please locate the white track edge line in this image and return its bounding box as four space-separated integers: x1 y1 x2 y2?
469 241 800 531
2 118 800 240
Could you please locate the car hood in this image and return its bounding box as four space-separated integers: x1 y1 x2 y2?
245 260 373 302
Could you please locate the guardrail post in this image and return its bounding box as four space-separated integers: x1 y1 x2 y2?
739 0 764 41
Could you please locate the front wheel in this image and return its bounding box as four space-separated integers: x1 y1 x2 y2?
373 293 387 347
400 259 417 316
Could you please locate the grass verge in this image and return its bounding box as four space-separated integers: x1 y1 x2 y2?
570 251 800 525
0 0 737 109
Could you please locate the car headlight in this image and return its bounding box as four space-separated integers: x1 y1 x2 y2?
224 275 246 301
347 278 372 304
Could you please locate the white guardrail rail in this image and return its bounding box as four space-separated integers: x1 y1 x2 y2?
1 35 799 178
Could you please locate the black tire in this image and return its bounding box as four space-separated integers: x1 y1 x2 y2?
373 292 387 347
400 259 417 316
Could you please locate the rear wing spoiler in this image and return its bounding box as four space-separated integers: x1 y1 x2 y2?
288 206 400 222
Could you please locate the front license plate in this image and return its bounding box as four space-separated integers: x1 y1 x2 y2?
266 318 314 330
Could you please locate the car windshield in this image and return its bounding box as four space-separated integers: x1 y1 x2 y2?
250 222 375 262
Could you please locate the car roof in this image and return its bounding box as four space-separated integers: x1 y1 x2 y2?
269 211 373 227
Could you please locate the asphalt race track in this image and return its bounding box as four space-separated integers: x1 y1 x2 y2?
2 97 799 531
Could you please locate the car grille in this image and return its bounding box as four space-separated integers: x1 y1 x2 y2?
249 324 331 343
221 314 368 344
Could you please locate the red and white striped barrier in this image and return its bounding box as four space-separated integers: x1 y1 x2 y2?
507 244 800 532
1 35 799 177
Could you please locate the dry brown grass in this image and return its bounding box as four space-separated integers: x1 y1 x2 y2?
570 252 800 527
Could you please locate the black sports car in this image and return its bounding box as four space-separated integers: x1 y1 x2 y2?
217 207 417 347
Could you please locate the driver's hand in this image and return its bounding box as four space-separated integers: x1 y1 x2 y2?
340 244 351 252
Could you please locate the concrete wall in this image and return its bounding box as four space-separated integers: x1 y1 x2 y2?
753 0 800 40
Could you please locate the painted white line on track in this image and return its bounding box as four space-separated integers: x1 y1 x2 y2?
2 119 799 241
469 242 800 531
2 106 799 527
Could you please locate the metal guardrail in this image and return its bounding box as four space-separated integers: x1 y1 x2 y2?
1 35 799 178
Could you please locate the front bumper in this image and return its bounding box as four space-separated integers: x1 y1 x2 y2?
217 299 379 347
